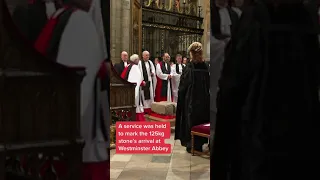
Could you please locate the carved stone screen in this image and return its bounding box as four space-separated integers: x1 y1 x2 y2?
142 0 203 58
131 0 142 56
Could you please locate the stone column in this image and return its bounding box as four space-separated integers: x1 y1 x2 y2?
122 0 131 54
110 0 131 63
202 0 210 61
191 0 210 60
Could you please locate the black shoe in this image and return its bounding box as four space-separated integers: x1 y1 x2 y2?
186 147 202 153
186 147 191 153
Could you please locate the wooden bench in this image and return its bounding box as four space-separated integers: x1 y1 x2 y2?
191 123 210 156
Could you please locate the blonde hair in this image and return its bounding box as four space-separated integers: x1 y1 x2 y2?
188 42 203 63
130 54 139 62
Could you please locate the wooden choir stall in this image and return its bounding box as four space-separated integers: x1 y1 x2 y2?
0 0 84 179
108 62 136 148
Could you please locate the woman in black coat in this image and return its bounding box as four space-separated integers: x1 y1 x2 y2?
174 42 210 153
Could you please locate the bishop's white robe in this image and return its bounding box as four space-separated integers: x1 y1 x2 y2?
171 63 184 103
56 9 108 163
156 63 172 102
127 64 144 114
138 60 156 111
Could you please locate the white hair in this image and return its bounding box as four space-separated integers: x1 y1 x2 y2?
130 54 139 62
142 51 149 56
121 51 128 55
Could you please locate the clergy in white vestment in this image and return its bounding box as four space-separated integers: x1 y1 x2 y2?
138 51 156 113
155 53 173 102
171 54 186 102
55 0 109 179
121 54 146 121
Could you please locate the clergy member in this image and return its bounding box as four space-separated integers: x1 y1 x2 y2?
171 54 186 102
61 1 109 180
139 51 156 114
121 54 145 121
114 51 129 75
35 0 109 179
183 57 188 65
154 57 160 66
155 53 173 102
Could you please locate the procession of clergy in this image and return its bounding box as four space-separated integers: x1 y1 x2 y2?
114 50 187 121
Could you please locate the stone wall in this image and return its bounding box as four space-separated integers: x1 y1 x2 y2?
110 0 131 63
110 0 210 63
202 0 210 61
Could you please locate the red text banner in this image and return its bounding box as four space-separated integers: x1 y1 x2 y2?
116 122 171 154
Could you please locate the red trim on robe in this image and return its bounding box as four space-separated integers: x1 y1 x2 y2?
155 63 164 102
120 66 129 79
149 112 176 119
34 14 60 55
136 113 146 121
83 161 110 180
31 7 109 180
98 61 107 80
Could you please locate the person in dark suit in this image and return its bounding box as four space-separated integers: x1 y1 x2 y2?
113 51 128 75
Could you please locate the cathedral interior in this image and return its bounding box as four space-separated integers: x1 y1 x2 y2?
109 0 211 179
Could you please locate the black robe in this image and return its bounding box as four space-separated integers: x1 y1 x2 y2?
12 0 62 44
211 1 320 180
174 61 210 149
114 61 126 75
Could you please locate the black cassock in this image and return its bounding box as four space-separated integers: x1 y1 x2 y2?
211 1 320 180
174 61 210 151
12 0 62 44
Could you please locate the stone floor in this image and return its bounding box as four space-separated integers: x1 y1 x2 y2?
110 133 210 180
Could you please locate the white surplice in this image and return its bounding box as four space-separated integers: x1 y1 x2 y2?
219 7 232 36
156 63 172 102
56 6 108 162
127 65 144 113
138 60 156 109
171 63 184 103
